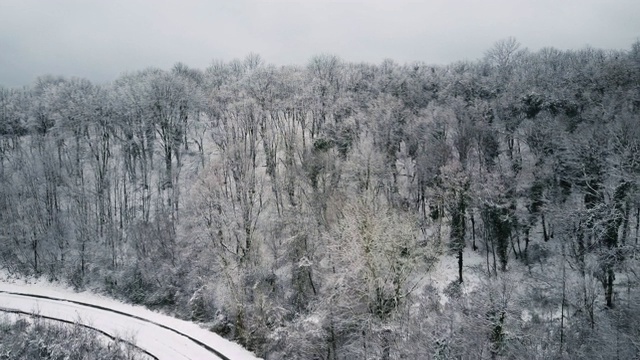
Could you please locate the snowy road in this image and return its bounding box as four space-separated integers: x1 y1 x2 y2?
0 279 260 360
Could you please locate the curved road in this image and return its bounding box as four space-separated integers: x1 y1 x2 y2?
0 283 259 360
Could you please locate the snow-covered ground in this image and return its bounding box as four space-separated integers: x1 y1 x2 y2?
426 246 487 304
0 272 260 360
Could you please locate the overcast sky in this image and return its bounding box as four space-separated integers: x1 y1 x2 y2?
1 0 639 88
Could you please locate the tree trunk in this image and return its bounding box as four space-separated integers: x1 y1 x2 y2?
485 225 491 275
542 212 549 242
458 248 463 283
560 245 566 355
524 227 530 263
471 211 477 251
492 239 498 275
32 232 38 274
621 201 630 245
510 233 519 259
605 267 615 309
636 206 640 245
381 329 391 360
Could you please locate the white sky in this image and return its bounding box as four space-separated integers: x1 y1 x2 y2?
1 0 639 87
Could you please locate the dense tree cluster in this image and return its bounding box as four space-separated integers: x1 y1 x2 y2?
1 40 639 358
0 315 145 359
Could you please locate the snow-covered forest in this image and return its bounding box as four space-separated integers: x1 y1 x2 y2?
1 39 639 359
